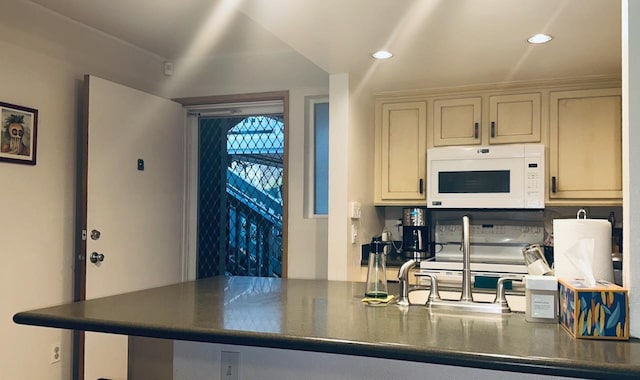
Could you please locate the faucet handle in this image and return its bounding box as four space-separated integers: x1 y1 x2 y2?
493 276 523 309
422 273 442 305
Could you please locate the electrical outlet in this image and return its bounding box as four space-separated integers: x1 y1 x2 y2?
220 351 239 380
50 342 61 364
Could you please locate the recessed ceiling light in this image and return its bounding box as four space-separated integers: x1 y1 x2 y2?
527 33 553 44
372 50 393 59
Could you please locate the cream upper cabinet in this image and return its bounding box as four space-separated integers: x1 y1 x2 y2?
488 93 541 144
433 93 541 146
375 101 427 203
433 97 482 146
548 88 622 203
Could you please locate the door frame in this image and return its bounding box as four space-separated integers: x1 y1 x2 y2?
72 76 91 380
174 91 290 280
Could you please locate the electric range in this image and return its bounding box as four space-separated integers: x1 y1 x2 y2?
418 218 545 292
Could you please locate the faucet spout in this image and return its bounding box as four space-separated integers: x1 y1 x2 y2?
396 259 417 306
460 215 473 302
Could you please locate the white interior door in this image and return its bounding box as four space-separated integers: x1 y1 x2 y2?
82 75 185 380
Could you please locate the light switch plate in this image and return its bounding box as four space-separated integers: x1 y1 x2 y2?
220 351 239 380
349 202 361 219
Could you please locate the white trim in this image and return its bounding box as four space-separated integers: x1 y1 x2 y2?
183 114 200 281
182 99 286 280
304 96 329 219
185 101 283 117
622 0 640 338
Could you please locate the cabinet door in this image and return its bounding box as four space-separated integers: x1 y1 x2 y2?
549 88 622 201
433 97 481 146
379 102 427 201
489 93 541 144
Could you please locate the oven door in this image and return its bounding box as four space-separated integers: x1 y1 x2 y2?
427 157 524 208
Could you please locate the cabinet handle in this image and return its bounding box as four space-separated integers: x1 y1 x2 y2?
419 179 424 194
552 176 557 193
474 123 479 139
491 121 495 138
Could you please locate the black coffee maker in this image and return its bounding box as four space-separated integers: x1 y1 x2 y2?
402 207 430 260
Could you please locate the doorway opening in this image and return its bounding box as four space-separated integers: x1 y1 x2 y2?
197 114 284 278
183 93 288 280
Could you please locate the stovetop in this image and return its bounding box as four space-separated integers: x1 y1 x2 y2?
421 219 544 274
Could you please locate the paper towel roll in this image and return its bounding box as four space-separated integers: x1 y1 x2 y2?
553 218 613 283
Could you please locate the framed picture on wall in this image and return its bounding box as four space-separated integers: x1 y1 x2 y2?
0 101 38 165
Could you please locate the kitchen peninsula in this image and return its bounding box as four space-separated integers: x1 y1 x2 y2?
13 276 640 379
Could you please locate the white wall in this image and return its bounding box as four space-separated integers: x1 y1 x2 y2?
0 37 76 380
172 340 581 380
163 52 329 100
0 1 328 379
0 0 169 96
327 74 351 280
346 76 383 280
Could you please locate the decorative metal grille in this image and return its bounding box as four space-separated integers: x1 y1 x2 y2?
198 116 283 279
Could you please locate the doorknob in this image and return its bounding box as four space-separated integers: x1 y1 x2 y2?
90 252 105 263
90 229 101 240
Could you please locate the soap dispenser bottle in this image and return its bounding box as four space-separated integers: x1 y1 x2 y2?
365 237 388 298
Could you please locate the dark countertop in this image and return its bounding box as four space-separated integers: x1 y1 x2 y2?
13 276 640 379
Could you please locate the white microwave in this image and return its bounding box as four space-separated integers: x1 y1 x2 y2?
427 144 545 209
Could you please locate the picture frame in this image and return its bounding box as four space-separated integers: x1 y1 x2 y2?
0 101 38 165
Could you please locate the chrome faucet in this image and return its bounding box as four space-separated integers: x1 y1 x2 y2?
415 215 521 314
396 215 521 313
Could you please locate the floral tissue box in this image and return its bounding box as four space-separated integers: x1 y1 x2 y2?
558 278 629 340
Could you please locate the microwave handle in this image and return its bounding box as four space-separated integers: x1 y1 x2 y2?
419 178 424 194
552 176 557 193
474 122 479 139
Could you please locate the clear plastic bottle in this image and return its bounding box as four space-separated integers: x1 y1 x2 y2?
365 238 388 298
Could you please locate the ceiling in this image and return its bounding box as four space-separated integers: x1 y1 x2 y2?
26 0 621 93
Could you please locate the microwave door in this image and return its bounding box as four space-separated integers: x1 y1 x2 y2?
428 158 525 208
438 170 510 194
